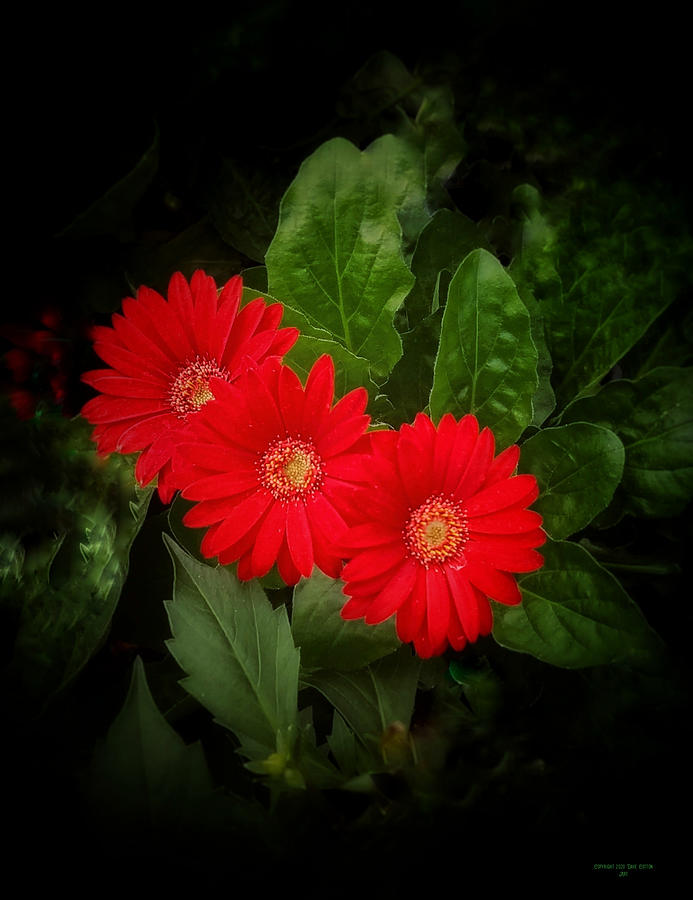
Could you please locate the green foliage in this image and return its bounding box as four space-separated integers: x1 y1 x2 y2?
493 540 666 671
561 367 693 519
511 181 692 410
519 423 625 539
89 656 214 828
164 535 300 761
1 414 152 713
301 646 421 758
430 248 538 447
13 43 691 860
265 136 416 381
292 569 401 671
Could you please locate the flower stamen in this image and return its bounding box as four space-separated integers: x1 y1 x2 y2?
404 495 469 566
168 356 230 418
259 437 323 501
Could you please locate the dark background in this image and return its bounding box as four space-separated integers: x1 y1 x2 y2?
4 0 691 890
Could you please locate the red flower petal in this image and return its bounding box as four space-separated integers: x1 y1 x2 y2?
82 370 167 399
302 354 334 434
286 501 315 577
467 507 543 534
251 500 288 577
277 539 302 586
464 559 522 606
395 567 427 643
364 557 418 624
183 495 250 528
463 474 539 517
116 413 178 452
483 443 520 487
425 567 451 650
454 426 495 500
202 490 273 557
445 565 480 643
317 415 372 459
468 542 545 573
339 522 403 551
341 542 406 582
182 469 259 501
442 415 479 494
341 595 373 620
277 364 305 434
82 395 169 424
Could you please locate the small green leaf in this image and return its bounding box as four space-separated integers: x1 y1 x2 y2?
301 645 421 749
430 248 538 447
89 657 213 827
404 208 487 325
404 83 466 210
291 569 401 671
561 367 693 518
265 136 415 380
383 309 442 425
164 535 300 758
492 540 665 671
519 423 625 539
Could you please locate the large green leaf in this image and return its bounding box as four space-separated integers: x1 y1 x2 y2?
89 656 214 827
561 367 693 518
301 645 421 750
519 423 625 539
492 540 665 671
164 535 300 758
265 136 415 381
430 248 538 447
291 569 401 671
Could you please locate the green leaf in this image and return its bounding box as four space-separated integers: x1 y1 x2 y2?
430 248 538 447
301 646 421 750
519 423 625 539
492 540 665 671
384 210 489 425
291 569 401 671
163 535 300 758
541 184 691 408
265 136 415 381
382 309 442 425
561 367 693 518
209 157 283 262
404 208 487 325
89 656 214 827
400 83 465 210
363 131 429 247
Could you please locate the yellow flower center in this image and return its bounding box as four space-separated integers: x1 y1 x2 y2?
404 495 469 567
259 437 323 500
168 357 230 418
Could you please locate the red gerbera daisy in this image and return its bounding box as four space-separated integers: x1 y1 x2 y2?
80 270 298 502
339 412 545 658
172 354 371 585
